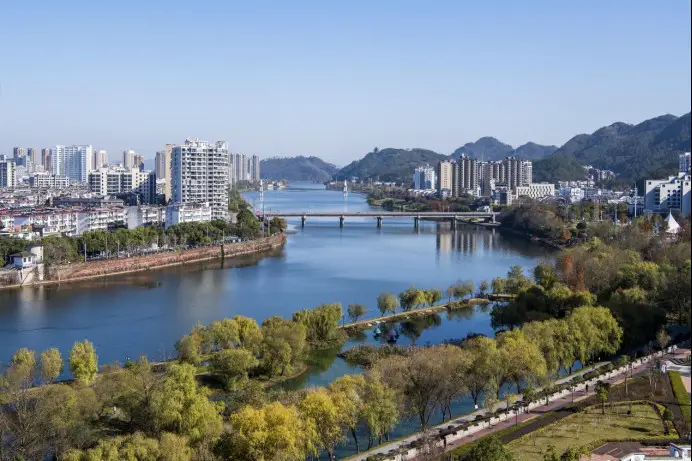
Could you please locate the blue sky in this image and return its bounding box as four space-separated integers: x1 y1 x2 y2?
1 1 690 164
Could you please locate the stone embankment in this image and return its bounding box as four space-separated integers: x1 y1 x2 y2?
1 234 285 289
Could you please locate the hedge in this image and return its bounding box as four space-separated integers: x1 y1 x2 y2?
669 371 691 429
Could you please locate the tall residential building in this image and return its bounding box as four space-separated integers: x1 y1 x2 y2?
122 150 136 170
155 150 167 179
435 160 454 194
41 148 52 172
88 167 156 204
134 154 145 171
680 152 691 174
93 150 109 169
413 165 436 190
13 147 25 160
162 144 174 200
644 172 691 217
451 155 479 196
0 159 15 188
229 153 260 185
171 138 229 219
27 148 39 167
51 145 93 182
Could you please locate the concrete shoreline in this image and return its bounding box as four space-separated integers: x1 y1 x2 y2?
0 233 286 291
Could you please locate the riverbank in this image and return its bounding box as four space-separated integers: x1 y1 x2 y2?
0 233 286 290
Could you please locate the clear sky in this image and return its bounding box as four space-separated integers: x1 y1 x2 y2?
1 1 690 164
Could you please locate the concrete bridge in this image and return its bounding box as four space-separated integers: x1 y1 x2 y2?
259 211 497 228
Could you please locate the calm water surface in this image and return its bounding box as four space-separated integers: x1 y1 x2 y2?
0 183 550 367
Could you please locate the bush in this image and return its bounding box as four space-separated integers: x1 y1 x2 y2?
669 371 691 429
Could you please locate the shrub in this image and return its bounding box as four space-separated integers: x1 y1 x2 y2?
669 371 691 429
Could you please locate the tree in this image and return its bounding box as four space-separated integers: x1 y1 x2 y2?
425 288 443 306
174 334 203 365
376 347 444 430
9 348 36 386
209 348 259 391
222 402 308 461
560 446 589 461
233 315 263 352
399 286 427 311
656 328 670 351
491 277 506 294
377 291 400 316
293 303 344 346
534 263 558 290
299 388 345 461
208 318 240 350
461 336 496 408
347 304 367 322
40 348 64 383
70 340 98 385
329 375 366 453
467 436 515 461
478 280 490 297
497 329 547 393
447 280 474 301
150 363 223 445
595 381 611 415
505 265 531 294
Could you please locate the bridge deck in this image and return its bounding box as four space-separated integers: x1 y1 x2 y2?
261 211 495 217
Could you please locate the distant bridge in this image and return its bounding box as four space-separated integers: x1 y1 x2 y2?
259 211 497 228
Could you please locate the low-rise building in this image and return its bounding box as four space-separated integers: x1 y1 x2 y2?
127 205 165 229
165 202 212 229
29 173 70 189
515 183 555 200
76 208 127 234
644 172 691 217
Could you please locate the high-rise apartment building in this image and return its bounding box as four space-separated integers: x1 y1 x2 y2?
41 148 52 172
13 147 25 160
680 152 691 174
171 138 229 219
93 150 109 169
162 144 174 200
436 160 454 194
27 148 39 167
437 156 532 198
451 155 479 196
134 154 145 171
122 150 136 170
155 150 167 179
51 145 93 182
0 159 15 188
229 153 260 185
413 165 436 190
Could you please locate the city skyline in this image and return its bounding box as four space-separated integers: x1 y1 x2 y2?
1 1 690 164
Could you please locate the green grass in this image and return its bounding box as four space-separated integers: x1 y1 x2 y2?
669 371 691 428
507 403 669 461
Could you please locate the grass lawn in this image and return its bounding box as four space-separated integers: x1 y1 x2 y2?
507 403 668 461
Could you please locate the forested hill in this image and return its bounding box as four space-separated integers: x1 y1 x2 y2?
260 156 339 182
451 137 513 160
336 148 448 183
533 112 691 183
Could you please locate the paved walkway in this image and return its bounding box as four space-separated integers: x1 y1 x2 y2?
347 353 661 461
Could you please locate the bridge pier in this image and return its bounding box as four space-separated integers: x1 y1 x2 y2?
491 213 496 224
451 217 457 230
414 216 420 228
339 216 345 228
301 216 306 228
377 216 382 228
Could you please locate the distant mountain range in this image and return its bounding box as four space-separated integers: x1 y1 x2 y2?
533 112 691 183
260 156 338 182
252 112 690 184
336 148 448 182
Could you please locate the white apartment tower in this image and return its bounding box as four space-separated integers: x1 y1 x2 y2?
436 161 454 194
51 145 93 182
122 150 136 170
171 138 229 219
93 150 109 169
0 159 15 188
413 165 436 190
229 153 260 184
680 152 691 174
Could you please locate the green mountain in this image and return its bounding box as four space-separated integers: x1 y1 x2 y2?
534 112 691 182
510 142 558 160
452 137 513 160
260 156 339 182
337 148 448 183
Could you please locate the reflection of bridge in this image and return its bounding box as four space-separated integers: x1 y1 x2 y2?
260 211 497 228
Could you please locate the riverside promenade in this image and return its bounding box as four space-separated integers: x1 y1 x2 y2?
347 351 668 461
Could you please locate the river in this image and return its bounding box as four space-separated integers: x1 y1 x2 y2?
0 183 552 455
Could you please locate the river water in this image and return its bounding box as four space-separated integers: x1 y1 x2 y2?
0 183 552 455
